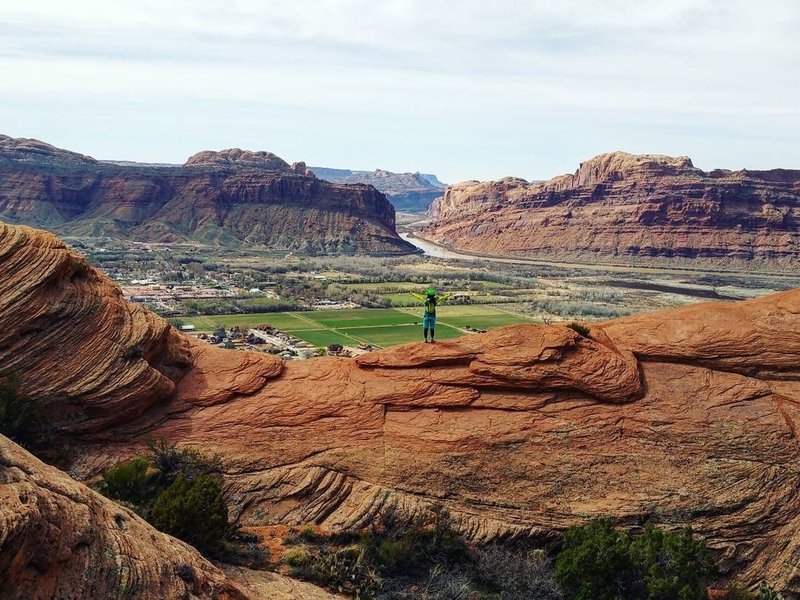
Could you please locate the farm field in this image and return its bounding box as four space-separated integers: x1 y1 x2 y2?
181 305 539 348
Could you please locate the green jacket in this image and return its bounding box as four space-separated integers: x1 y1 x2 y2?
410 292 451 316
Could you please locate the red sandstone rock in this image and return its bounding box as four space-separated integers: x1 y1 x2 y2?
2 223 800 594
0 136 414 254
424 152 800 266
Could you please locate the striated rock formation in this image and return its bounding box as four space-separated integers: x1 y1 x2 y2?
0 135 415 254
424 152 800 266
312 166 445 212
0 435 338 599
2 222 800 593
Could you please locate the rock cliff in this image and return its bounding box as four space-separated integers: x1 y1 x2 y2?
311 166 445 212
424 152 800 266
2 222 800 593
0 135 415 254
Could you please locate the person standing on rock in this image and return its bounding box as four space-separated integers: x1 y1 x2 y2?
409 288 451 343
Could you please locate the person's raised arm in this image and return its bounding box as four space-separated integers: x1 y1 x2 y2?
438 293 452 303
409 292 426 301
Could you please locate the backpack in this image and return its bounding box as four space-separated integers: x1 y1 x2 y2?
424 296 437 315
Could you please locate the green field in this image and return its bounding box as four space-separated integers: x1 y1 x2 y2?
181 305 538 348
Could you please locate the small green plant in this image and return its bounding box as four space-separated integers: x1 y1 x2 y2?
284 546 311 567
566 322 591 337
101 456 155 506
150 473 228 554
0 376 43 448
758 582 786 600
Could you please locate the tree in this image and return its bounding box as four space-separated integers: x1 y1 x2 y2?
555 518 636 600
629 525 717 600
150 473 228 554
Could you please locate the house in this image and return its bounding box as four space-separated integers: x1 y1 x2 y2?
179 324 196 332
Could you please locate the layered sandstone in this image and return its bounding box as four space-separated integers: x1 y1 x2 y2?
312 167 446 212
0 436 338 599
425 152 800 265
2 223 800 593
0 135 415 254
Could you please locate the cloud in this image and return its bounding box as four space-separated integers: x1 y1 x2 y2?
0 0 798 181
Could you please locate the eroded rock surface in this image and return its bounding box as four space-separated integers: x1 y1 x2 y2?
2 223 800 593
425 152 800 266
0 135 414 254
0 435 339 599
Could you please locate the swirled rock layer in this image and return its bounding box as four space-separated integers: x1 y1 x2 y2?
425 152 800 266
2 223 800 594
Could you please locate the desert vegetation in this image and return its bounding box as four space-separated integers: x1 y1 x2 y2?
0 376 42 449
97 441 233 555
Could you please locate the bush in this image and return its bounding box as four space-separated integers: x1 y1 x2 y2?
556 519 717 600
0 376 43 447
284 546 311 567
629 525 716 600
758 582 786 600
150 473 228 554
476 544 563 600
555 518 635 600
101 456 155 505
565 322 591 337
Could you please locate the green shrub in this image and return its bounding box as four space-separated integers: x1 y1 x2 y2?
150 473 228 554
555 517 635 600
556 519 717 600
299 546 382 598
102 456 154 505
147 439 222 482
629 525 716 600
0 376 43 447
758 582 786 600
565 322 591 337
284 546 311 567
725 583 757 600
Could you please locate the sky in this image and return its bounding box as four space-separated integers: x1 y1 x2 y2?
1 0 799 183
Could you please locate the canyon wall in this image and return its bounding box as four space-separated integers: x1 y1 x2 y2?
425 152 800 266
0 135 415 254
2 222 800 593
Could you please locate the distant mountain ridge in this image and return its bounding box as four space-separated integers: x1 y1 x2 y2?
425 151 800 266
0 135 416 254
311 166 445 212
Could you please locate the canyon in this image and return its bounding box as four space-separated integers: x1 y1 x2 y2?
1 222 800 595
424 152 800 267
311 167 445 212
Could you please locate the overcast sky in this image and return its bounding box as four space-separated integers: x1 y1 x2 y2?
1 0 798 182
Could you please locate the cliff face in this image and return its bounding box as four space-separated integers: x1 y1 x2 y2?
3 223 800 593
424 152 800 265
311 166 445 212
0 135 415 254
0 435 337 600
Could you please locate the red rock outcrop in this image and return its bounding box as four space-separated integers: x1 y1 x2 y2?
0 135 415 254
424 152 800 266
2 223 800 593
312 166 446 212
0 435 338 599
